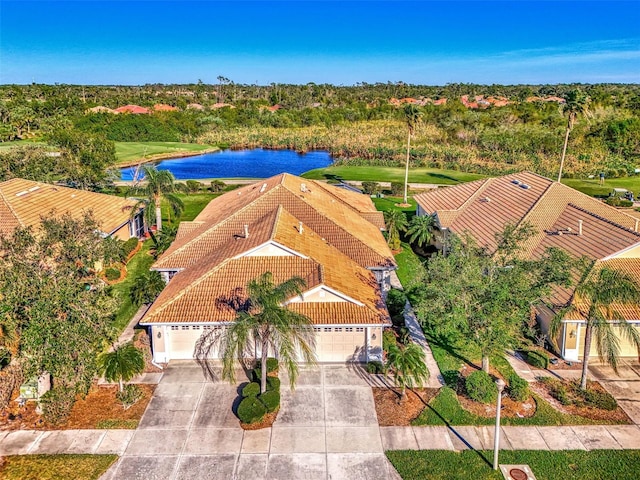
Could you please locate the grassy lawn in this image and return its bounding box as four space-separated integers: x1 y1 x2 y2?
302 166 486 185
387 449 640 480
371 196 417 214
394 242 425 289
114 141 217 164
0 454 117 480
0 140 47 151
111 242 155 333
174 192 221 221
563 177 640 197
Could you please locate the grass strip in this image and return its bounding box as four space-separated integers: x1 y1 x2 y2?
0 454 118 480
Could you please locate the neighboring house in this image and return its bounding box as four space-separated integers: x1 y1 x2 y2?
114 104 150 114
153 104 178 112
0 178 144 240
140 173 396 364
414 171 640 361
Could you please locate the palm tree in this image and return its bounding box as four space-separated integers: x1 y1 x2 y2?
406 214 435 248
553 266 640 390
557 89 590 182
386 342 429 403
130 165 184 231
383 210 408 250
98 342 145 392
215 272 317 394
402 104 422 204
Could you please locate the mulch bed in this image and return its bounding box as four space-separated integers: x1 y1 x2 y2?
0 384 154 431
373 387 439 426
240 408 279 430
534 379 631 423
134 329 165 373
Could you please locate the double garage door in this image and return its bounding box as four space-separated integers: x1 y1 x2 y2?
165 325 367 363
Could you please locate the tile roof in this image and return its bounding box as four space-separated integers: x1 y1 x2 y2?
142 204 389 325
153 173 395 270
0 178 138 236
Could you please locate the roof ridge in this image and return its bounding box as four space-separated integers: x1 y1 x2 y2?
515 181 557 231
307 180 368 216
567 202 640 236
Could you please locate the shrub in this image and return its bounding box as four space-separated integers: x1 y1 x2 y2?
0 348 11 369
252 368 262 383
361 181 380 195
104 267 121 281
258 390 280 413
366 361 384 374
122 237 139 258
583 387 617 411
526 350 549 369
383 329 397 352
185 180 202 193
237 396 267 424
266 357 278 373
242 382 261 397
130 271 165 305
39 386 76 425
210 179 225 192
508 374 530 402
266 376 281 392
465 370 497 404
116 384 143 409
390 181 404 196
386 288 407 318
442 370 461 390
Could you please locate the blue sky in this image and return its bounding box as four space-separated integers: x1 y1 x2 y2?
1 1 639 85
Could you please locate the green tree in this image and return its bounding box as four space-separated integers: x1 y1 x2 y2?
553 266 640 390
98 342 145 392
402 104 422 204
386 342 429 403
558 89 590 182
410 226 573 373
130 271 166 306
198 272 316 394
405 214 435 248
383 209 408 250
130 165 184 231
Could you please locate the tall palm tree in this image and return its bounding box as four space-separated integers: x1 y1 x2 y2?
130 165 184 231
386 342 429 403
215 272 317 394
383 209 408 250
557 89 590 183
403 104 422 204
554 266 640 390
406 214 435 248
98 342 145 392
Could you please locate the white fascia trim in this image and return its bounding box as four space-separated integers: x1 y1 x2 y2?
151 268 185 273
235 240 308 259
601 241 640 261
285 284 364 306
139 321 230 326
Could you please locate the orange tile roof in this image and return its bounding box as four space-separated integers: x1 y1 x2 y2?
0 178 138 236
153 104 178 111
114 105 150 114
153 174 395 270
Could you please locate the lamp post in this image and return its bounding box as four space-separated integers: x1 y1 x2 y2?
493 378 506 470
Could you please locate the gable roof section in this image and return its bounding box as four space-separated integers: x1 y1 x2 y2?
0 178 138 236
153 173 395 270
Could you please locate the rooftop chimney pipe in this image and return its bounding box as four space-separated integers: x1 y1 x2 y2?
299 222 304 234
578 220 583 236
244 225 249 238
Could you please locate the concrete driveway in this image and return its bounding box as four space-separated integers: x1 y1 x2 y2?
103 361 399 480
590 360 640 424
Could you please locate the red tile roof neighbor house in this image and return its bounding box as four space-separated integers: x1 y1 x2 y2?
114 104 150 114
153 103 178 112
414 171 640 361
140 173 395 363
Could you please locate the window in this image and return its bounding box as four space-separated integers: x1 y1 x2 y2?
356 327 365 333
323 327 332 332
203 326 212 330
335 327 343 332
192 325 201 330
313 327 322 332
345 327 353 332
171 326 179 331
181 325 189 331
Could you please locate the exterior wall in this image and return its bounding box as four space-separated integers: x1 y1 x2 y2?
111 222 133 241
610 243 640 259
559 320 640 361
370 268 393 294
150 325 167 363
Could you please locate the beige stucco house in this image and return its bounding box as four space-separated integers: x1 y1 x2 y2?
414 171 640 362
141 173 395 364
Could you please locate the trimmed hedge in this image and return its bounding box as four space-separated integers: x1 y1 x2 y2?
237 396 267 424
526 350 550 369
266 376 281 392
242 382 260 397
39 386 76 425
258 390 280 413
508 373 530 402
465 370 497 404
386 288 407 318
122 237 139 257
104 267 121 281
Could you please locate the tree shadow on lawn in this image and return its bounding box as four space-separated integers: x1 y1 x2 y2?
427 173 464 184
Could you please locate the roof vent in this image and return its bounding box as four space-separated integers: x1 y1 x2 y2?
243 225 249 238
28 186 40 192
520 183 530 190
480 197 491 203
259 183 267 193
578 220 583 236
635 220 639 232
298 222 304 234
300 183 307 192
511 179 521 185
15 190 28 197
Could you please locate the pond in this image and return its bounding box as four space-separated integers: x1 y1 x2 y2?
119 148 332 180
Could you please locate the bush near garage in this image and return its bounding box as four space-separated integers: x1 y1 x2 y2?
242 382 261 397
465 370 498 404
237 396 267 424
258 390 280 413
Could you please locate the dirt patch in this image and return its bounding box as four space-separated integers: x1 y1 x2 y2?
535 379 631 423
458 392 536 418
0 384 154 431
373 387 439 426
240 408 279 430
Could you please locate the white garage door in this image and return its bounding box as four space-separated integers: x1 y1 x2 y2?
315 327 367 362
167 325 221 360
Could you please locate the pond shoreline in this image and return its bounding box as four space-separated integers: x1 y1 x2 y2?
116 147 220 168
